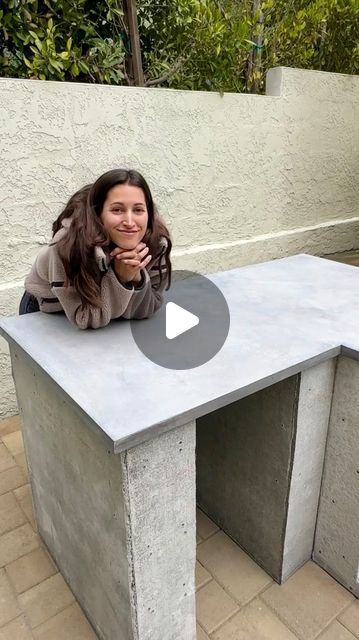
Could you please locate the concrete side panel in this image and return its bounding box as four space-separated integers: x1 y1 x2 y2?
196 375 300 582
122 423 196 640
10 346 133 640
282 360 336 581
10 344 197 639
313 356 359 596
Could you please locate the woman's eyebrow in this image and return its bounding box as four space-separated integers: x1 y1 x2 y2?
110 201 145 206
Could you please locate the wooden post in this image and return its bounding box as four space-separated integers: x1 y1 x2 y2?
123 0 144 87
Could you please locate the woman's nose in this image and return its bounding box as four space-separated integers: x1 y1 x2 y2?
123 211 134 226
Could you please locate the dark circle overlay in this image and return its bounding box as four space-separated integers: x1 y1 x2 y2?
130 270 230 370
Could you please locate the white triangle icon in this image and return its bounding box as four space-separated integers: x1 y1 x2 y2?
166 302 199 340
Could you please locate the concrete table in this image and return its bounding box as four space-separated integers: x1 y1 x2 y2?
1 254 358 640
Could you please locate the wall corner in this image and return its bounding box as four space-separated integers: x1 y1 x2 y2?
266 67 284 96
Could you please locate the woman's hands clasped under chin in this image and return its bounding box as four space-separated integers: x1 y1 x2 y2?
110 242 152 284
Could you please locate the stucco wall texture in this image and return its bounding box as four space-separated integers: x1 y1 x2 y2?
1 66 359 416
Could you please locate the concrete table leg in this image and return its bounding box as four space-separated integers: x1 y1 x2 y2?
313 356 359 597
197 360 335 583
10 346 196 640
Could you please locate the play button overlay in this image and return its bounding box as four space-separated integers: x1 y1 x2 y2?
130 270 230 370
166 302 199 339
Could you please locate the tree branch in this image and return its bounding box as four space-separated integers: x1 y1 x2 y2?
145 58 183 87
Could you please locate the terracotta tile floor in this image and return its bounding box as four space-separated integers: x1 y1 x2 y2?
0 415 358 640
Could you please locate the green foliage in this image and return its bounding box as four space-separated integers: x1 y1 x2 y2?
262 0 359 78
137 0 253 93
0 0 126 83
138 0 359 92
0 0 358 91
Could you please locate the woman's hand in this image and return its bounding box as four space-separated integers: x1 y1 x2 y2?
110 242 152 284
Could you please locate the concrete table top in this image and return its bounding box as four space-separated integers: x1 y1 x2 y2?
1 254 359 452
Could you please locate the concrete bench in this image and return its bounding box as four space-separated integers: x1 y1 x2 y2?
1 253 358 640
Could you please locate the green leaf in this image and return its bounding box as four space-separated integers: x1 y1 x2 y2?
49 59 63 72
71 61 79 76
23 56 32 68
78 60 89 72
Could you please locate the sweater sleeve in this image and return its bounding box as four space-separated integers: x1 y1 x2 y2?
121 261 169 320
28 245 134 330
52 268 135 329
26 242 169 329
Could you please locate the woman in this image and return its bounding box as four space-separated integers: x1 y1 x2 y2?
20 169 172 329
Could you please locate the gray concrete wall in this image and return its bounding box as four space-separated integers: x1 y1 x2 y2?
196 374 300 582
2 66 359 416
11 346 197 639
314 356 359 597
197 360 336 583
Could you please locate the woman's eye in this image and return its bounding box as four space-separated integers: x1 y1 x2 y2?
134 209 144 214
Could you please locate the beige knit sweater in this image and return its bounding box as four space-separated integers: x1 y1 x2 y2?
25 219 169 330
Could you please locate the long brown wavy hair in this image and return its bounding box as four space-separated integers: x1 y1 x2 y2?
52 169 172 307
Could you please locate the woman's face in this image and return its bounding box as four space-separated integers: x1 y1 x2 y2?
100 184 149 249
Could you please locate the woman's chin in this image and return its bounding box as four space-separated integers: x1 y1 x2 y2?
115 235 140 250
